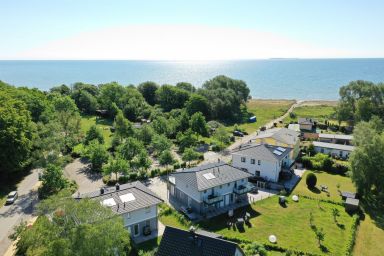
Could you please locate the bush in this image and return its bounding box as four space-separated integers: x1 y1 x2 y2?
118 175 129 184
102 175 110 184
173 163 180 170
180 162 187 168
306 173 317 188
128 172 138 180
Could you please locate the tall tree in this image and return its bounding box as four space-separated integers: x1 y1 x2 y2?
176 82 195 93
137 81 159 106
151 134 172 155
38 164 68 199
185 94 210 118
156 85 190 112
182 147 201 167
190 112 209 138
159 150 175 168
114 110 134 138
85 141 109 172
84 124 104 145
117 137 146 161
103 157 129 181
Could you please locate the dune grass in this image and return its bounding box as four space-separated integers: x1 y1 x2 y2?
292 170 355 203
284 105 336 124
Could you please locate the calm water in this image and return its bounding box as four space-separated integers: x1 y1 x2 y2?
1 59 384 100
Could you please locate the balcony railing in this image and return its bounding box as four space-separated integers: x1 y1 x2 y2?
204 194 224 205
234 184 255 195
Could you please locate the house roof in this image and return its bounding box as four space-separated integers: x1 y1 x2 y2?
319 133 353 140
171 162 251 191
254 128 299 146
232 143 291 162
313 141 355 151
298 117 314 125
288 123 300 132
346 198 359 206
76 181 163 214
157 226 244 256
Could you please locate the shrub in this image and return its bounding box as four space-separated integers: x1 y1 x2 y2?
128 172 138 180
102 175 110 184
118 175 129 184
180 162 187 168
306 173 317 188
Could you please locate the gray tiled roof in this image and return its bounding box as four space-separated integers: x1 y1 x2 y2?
76 181 163 214
254 128 299 146
298 117 315 125
319 133 353 140
313 141 355 151
232 143 291 162
157 226 244 256
172 162 251 191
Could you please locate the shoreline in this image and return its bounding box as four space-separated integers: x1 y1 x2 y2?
249 98 338 106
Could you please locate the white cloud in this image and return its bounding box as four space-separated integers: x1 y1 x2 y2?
10 25 348 60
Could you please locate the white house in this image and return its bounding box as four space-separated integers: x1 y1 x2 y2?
231 143 291 183
77 181 163 241
313 141 355 159
168 162 252 218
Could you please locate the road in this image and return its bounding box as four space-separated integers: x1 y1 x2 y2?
0 169 39 256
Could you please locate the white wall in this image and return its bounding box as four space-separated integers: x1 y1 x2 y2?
173 176 202 202
232 153 280 182
122 204 158 227
314 146 352 158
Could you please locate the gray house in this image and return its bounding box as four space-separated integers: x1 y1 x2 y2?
77 181 163 242
168 162 253 218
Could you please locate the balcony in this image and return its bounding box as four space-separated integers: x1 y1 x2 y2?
234 184 255 195
204 194 223 205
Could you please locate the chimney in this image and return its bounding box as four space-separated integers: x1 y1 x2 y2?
115 183 120 191
100 187 105 194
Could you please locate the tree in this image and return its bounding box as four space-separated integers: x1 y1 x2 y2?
50 84 71 95
117 137 146 161
182 147 201 167
350 119 384 204
213 126 230 149
159 150 175 168
156 85 190 112
175 110 190 133
71 90 98 114
185 94 210 118
138 81 159 106
136 124 155 146
85 141 109 172
103 157 129 181
315 228 325 247
332 208 340 223
38 164 68 199
131 150 152 172
176 82 195 93
12 190 131 256
202 75 250 103
114 109 134 138
151 134 172 155
84 125 104 145
176 129 198 153
52 96 81 153
190 112 209 138
306 173 317 188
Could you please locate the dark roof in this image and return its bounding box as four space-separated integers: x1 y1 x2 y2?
171 162 251 191
298 117 314 125
341 191 356 199
157 226 244 256
232 143 291 162
76 181 163 214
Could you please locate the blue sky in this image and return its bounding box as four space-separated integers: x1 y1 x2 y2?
1 0 384 59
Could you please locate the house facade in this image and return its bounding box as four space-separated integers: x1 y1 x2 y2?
77 181 163 241
313 141 355 159
231 143 291 182
168 162 252 218
253 128 300 165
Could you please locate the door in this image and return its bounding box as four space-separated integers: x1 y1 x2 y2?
225 194 230 206
133 224 140 237
187 197 192 207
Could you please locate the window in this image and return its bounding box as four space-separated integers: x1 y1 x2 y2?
134 224 139 236
145 206 150 213
126 212 131 219
227 183 230 187
204 190 207 193
146 220 150 228
219 185 222 189
255 171 260 177
251 159 255 164
241 157 246 162
258 160 261 165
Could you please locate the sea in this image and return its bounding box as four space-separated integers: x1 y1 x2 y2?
1 59 384 100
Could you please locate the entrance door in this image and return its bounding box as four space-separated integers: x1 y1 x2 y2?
187 197 192 207
225 194 230 206
133 224 140 237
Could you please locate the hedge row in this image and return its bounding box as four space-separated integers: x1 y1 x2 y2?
298 194 344 206
344 214 360 256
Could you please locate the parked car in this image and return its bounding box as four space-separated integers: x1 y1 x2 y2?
6 191 18 205
233 130 244 137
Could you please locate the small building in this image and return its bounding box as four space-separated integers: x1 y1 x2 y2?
318 133 353 145
288 123 300 132
313 141 355 159
249 116 257 123
345 198 359 212
157 226 245 256
168 162 252 218
253 128 300 160
76 182 163 242
298 117 315 131
231 143 292 182
341 191 356 200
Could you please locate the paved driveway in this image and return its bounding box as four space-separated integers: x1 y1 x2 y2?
143 176 168 203
0 169 39 256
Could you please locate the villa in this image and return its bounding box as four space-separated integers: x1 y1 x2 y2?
76 181 163 242
168 162 253 219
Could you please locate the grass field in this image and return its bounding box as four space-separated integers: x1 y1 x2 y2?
198 197 355 255
228 99 295 134
284 104 336 124
292 171 355 203
353 214 384 256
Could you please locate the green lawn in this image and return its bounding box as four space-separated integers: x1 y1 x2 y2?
134 236 162 254
199 197 355 255
353 214 384 256
292 171 355 203
228 99 295 134
74 115 113 153
284 105 336 124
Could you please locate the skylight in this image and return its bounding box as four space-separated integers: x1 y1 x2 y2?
119 193 136 203
273 150 282 156
276 147 286 152
203 173 216 180
101 198 116 207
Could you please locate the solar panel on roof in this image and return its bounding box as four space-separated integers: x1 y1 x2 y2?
119 193 135 203
203 173 216 180
101 198 116 207
273 150 282 156
276 147 286 152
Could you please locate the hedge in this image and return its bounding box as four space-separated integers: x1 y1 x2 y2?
345 214 360 256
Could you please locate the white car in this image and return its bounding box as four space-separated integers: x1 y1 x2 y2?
6 191 18 205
